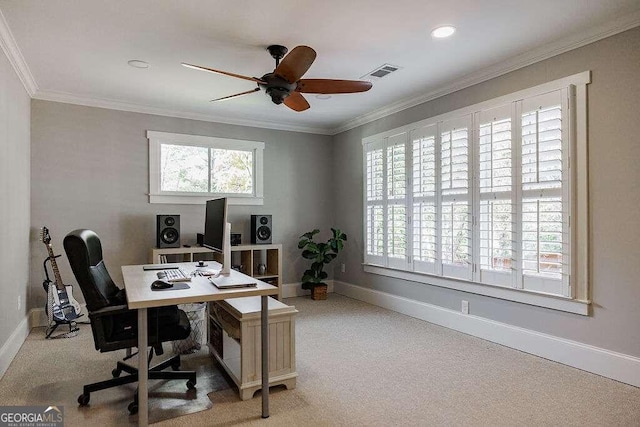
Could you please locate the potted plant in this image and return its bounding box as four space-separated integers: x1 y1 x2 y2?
298 228 347 300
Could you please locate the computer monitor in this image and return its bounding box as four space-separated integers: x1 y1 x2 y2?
204 197 231 275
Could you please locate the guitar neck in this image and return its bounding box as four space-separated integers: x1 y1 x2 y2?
46 244 65 291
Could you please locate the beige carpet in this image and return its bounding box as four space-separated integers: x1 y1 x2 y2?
1 294 639 426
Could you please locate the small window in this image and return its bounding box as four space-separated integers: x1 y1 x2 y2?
148 131 264 205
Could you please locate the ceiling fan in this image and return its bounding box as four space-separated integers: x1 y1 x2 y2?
182 45 373 112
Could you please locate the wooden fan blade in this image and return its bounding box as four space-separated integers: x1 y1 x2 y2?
283 92 310 112
296 79 373 94
182 63 265 84
274 46 316 84
210 87 261 102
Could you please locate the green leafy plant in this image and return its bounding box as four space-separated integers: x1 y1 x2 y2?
298 228 347 290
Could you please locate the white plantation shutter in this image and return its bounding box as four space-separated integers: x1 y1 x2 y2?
440 116 472 280
411 125 438 274
364 139 385 265
519 89 569 296
475 105 514 287
362 73 588 307
386 133 408 269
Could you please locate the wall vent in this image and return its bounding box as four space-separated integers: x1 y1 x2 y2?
361 64 402 81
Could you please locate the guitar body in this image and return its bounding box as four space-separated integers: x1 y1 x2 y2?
41 226 83 323
46 283 82 322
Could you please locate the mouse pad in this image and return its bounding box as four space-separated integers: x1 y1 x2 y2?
151 282 191 291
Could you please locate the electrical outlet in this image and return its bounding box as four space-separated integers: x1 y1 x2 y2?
341 263 346 273
17 295 21 311
461 300 469 314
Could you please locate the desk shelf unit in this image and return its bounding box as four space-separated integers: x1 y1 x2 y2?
150 244 283 300
208 296 297 400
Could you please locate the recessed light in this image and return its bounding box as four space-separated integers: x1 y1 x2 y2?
431 26 456 39
128 60 149 69
315 94 332 100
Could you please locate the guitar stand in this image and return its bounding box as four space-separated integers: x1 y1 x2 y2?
43 256 82 339
45 317 79 339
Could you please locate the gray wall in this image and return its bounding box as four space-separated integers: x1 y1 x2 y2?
0 49 30 347
30 101 334 309
332 27 640 357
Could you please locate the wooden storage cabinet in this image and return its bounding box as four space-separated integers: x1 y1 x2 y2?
150 244 283 299
208 296 297 400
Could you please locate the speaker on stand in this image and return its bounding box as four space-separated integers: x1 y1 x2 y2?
156 215 181 248
250 215 272 244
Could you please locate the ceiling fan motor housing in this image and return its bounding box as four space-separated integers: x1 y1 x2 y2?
260 73 297 105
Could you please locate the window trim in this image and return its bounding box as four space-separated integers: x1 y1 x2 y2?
147 131 264 205
362 71 590 315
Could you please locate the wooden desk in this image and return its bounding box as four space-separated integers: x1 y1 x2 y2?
122 262 278 426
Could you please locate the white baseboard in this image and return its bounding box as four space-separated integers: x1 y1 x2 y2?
281 281 334 299
0 315 30 379
334 280 640 388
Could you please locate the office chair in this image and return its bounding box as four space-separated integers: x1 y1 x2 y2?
63 229 197 415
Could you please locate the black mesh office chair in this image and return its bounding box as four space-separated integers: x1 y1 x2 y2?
63 229 196 414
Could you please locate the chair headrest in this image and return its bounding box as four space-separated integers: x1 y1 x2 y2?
63 229 121 311
64 229 104 267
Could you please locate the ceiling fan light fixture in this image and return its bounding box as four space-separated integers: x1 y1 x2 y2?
431 26 456 39
128 60 149 69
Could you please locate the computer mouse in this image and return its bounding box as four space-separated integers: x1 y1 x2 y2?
151 280 173 290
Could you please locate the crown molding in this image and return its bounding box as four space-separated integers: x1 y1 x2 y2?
0 9 37 96
330 11 640 135
33 89 333 135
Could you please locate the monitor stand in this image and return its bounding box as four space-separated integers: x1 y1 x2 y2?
221 222 232 276
211 222 256 288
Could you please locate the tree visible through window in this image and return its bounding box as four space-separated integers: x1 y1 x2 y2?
210 149 253 194
160 145 253 194
161 144 208 192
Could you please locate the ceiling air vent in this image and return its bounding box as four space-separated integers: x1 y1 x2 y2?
361 64 402 81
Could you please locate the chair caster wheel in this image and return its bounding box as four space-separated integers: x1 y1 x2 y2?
78 394 90 406
112 368 121 378
186 380 196 390
128 401 138 415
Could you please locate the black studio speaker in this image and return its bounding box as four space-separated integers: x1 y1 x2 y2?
251 215 272 244
156 215 181 248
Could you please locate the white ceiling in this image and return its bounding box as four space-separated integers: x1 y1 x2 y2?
1 1 639 134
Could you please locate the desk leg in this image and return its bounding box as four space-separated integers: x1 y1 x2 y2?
138 308 149 426
261 295 269 418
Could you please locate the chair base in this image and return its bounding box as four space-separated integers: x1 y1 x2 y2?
78 353 197 414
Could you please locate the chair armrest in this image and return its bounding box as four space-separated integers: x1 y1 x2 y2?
88 304 183 352
89 305 137 351
88 304 130 319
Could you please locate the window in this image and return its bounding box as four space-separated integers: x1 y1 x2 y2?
148 131 264 205
362 72 590 314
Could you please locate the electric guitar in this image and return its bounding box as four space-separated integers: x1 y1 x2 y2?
40 227 82 322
